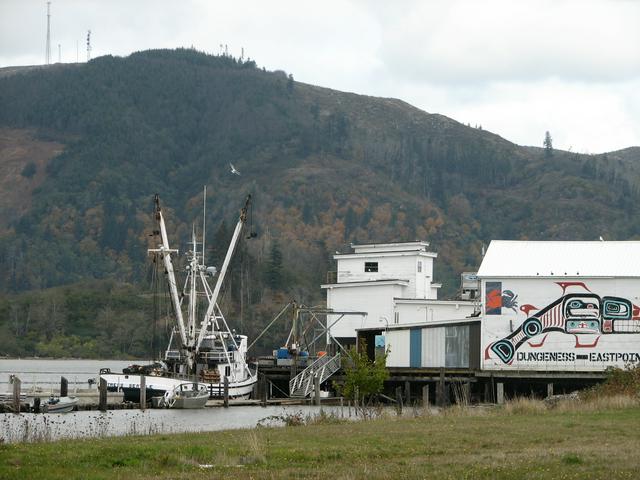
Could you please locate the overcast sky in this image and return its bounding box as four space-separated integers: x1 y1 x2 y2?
1 0 638 153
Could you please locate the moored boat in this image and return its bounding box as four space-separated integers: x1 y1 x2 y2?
41 395 78 413
100 191 258 402
161 383 209 409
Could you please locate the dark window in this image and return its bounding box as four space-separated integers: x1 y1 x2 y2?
365 262 378 272
225 366 231 376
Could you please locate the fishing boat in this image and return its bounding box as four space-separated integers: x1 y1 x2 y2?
160 383 209 409
41 395 78 413
100 191 258 402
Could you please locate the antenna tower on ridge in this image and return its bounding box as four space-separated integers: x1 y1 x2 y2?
45 2 51 65
86 30 92 62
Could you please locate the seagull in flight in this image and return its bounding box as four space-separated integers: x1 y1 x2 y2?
229 163 241 176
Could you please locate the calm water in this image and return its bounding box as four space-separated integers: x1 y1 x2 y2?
0 405 348 443
0 358 146 391
0 358 350 443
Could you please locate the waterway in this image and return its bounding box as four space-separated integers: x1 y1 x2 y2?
0 358 143 390
0 404 348 443
0 358 350 444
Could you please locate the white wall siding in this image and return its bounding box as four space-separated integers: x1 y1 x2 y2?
336 255 434 299
395 302 475 325
327 284 402 338
386 329 410 367
422 327 445 367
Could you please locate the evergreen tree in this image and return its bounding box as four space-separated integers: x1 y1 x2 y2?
265 241 283 289
287 74 294 93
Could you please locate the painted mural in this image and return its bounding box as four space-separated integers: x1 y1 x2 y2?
484 281 640 366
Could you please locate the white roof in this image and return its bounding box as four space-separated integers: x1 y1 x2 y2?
350 242 429 253
477 240 640 278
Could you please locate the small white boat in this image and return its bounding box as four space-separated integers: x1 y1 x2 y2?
161 383 209 409
42 396 78 413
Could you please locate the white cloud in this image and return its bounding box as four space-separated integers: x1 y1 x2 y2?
0 0 638 152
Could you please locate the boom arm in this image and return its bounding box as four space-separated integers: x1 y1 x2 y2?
195 195 251 352
150 196 188 348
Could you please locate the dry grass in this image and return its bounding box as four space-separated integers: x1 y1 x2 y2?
502 396 549 415
554 394 639 413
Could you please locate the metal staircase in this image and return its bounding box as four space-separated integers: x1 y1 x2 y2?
289 353 341 398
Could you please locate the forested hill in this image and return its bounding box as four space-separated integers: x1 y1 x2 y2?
1 48 639 357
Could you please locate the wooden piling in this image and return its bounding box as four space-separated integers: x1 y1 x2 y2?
224 376 229 408
404 381 411 405
314 374 321 406
395 386 403 414
496 382 504 405
11 375 21 414
99 377 108 412
422 384 429 407
140 375 146 410
260 374 267 407
60 376 68 397
436 368 445 407
547 382 554 398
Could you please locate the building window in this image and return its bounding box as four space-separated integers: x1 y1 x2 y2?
364 262 378 272
394 312 399 324
417 260 422 273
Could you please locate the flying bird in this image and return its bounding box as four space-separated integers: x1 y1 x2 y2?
229 163 241 176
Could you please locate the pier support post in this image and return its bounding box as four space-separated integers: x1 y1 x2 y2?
314 374 321 406
547 382 554 398
60 376 68 397
99 377 108 412
422 384 429 408
11 375 21 414
496 382 504 405
260 374 267 407
404 381 411 405
395 386 403 415
436 368 445 407
224 376 229 408
463 382 471 405
139 375 146 410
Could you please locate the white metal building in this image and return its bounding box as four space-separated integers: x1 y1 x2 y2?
479 240 640 372
322 242 476 349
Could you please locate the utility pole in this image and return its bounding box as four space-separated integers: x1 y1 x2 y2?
45 2 51 65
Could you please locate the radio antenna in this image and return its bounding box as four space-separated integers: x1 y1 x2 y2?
45 2 51 65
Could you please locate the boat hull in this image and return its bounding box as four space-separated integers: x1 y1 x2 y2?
42 397 78 413
171 394 209 409
101 373 257 403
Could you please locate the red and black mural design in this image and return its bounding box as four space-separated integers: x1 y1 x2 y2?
486 282 519 315
486 282 640 364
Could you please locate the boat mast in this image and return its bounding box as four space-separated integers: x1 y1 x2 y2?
187 225 198 341
149 195 189 361
194 195 251 355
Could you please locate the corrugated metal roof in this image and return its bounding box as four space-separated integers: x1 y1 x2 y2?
477 240 640 278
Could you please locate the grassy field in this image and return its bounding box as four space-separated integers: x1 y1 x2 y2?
1 400 639 479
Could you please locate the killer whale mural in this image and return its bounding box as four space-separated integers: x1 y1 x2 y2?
486 282 640 364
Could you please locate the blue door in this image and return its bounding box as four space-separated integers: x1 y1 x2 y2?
410 328 422 368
